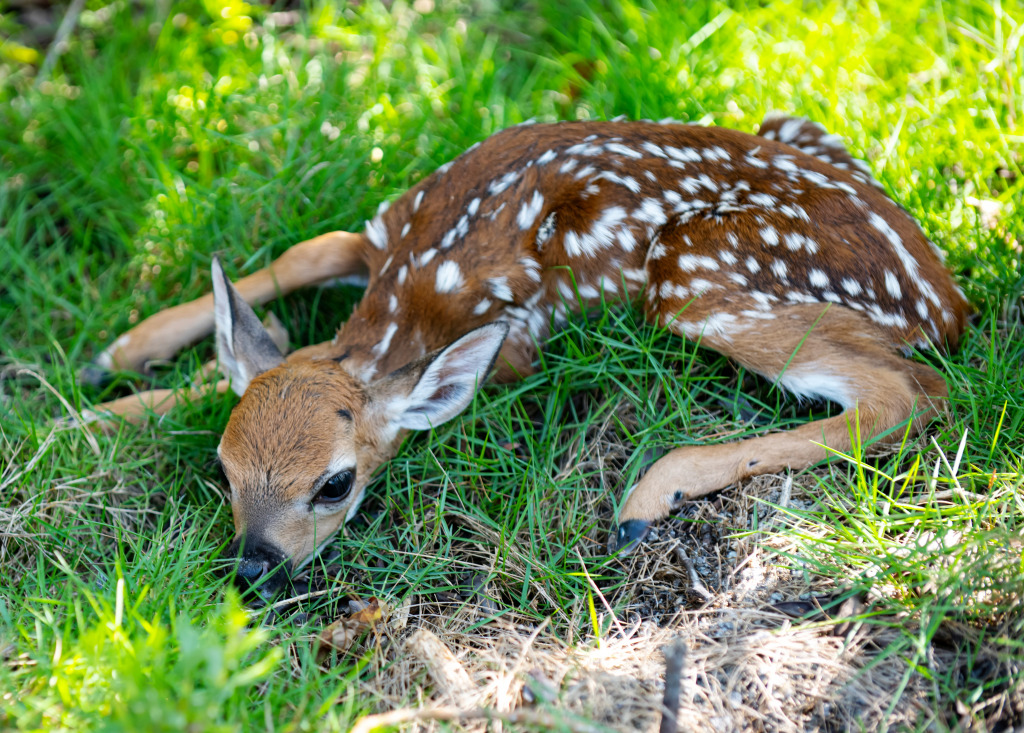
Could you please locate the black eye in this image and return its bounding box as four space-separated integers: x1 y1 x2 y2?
314 471 354 505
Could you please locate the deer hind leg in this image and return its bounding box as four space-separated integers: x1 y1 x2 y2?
83 231 369 382
614 302 948 551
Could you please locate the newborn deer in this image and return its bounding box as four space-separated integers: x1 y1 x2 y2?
86 115 968 595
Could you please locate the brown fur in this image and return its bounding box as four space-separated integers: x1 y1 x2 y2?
86 116 968 565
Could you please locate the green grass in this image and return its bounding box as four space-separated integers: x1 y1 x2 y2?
1 0 1022 730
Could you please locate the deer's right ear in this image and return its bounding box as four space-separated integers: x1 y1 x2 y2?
212 257 285 395
371 322 509 432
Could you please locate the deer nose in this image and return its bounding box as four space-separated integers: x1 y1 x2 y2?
225 536 290 598
236 555 270 583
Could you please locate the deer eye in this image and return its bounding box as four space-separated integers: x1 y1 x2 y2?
314 470 354 505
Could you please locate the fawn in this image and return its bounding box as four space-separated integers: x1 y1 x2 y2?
85 114 969 596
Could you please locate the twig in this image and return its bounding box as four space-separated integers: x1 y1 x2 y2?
660 638 688 733
37 0 87 86
673 545 711 601
264 588 335 611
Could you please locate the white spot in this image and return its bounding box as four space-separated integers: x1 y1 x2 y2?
679 178 701 195
770 260 788 279
474 299 492 316
576 282 600 299
488 170 519 196
688 278 721 295
419 249 437 266
744 151 769 169
413 190 424 212
869 212 920 282
761 226 779 246
537 149 558 165
727 272 748 286
666 146 702 163
641 141 667 158
786 290 819 304
915 299 929 320
806 268 831 288
777 118 805 143
598 276 618 295
520 257 542 282
401 222 411 239
574 164 597 181
595 171 641 193
704 145 730 162
517 190 545 230
884 270 902 299
678 254 720 272
634 199 666 227
865 303 909 329
389 294 398 312
697 173 719 192
647 241 668 260
467 198 480 216
372 322 398 356
435 261 464 293
746 257 761 273
488 276 514 302
559 158 579 174
841 278 862 296
773 155 800 174
563 206 627 258
605 142 643 159
565 142 604 157
719 251 738 265
397 265 408 285
365 216 388 250
748 192 777 208
750 290 776 309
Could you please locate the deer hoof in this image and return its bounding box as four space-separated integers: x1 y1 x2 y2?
79 364 115 389
611 519 650 555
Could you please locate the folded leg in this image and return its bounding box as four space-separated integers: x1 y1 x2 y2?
615 303 947 551
86 230 368 379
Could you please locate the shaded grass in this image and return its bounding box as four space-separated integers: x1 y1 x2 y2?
1 0 1023 730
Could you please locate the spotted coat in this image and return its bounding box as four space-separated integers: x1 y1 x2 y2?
320 116 969 382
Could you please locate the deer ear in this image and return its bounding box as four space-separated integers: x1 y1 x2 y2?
212 257 285 395
374 322 509 431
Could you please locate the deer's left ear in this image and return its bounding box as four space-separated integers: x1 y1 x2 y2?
212 257 285 395
372 322 509 431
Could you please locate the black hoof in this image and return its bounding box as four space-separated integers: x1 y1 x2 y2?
611 519 650 555
79 364 115 389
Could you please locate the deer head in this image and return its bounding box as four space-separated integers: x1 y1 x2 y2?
211 258 508 597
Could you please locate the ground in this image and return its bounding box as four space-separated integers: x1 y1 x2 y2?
0 1 1022 731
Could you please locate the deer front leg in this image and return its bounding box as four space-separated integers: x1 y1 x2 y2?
83 231 369 383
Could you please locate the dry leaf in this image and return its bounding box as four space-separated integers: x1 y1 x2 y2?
314 597 382 665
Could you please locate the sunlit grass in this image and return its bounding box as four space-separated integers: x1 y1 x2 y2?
1 0 1022 729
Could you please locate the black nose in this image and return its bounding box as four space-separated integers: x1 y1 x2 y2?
225 536 290 599
236 555 270 583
